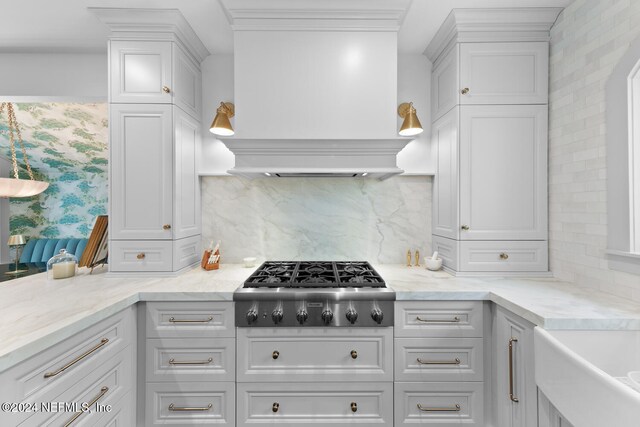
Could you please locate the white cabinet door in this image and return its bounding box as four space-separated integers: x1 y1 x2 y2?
173 108 200 239
459 105 547 240
110 104 173 240
110 41 173 104
538 390 575 427
459 42 548 105
494 307 536 427
431 45 459 121
432 107 460 240
173 45 202 120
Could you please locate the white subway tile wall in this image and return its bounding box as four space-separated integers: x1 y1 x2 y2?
549 0 640 300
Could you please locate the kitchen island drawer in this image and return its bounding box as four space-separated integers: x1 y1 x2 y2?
237 328 393 382
394 382 484 426
146 337 235 382
237 382 393 426
395 301 484 338
146 302 234 338
395 337 484 382
145 381 235 426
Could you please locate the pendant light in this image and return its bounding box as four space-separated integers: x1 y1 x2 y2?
0 103 49 197
209 102 235 136
397 102 424 137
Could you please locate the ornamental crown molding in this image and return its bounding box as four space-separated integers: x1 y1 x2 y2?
425 8 563 63
89 8 209 63
219 0 411 31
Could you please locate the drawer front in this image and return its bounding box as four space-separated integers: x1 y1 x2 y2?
146 302 234 338
18 347 134 427
237 382 393 426
110 240 172 272
95 390 134 427
146 338 235 382
394 382 484 426
0 307 134 407
395 338 484 382
146 381 235 426
459 240 548 272
395 301 484 338
237 328 393 382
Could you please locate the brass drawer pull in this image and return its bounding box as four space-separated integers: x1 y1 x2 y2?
272 350 280 360
169 403 212 412
351 402 358 412
63 386 109 427
44 338 109 378
417 403 461 412
272 402 280 412
509 337 519 402
169 357 213 365
417 357 461 365
136 253 146 260
461 88 470 95
351 350 358 359
162 86 171 93
168 316 213 323
163 224 172 230
499 252 509 260
416 316 461 323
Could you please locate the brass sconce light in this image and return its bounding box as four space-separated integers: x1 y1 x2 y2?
397 102 423 137
209 102 235 136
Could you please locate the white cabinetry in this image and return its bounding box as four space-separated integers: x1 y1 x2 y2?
538 390 574 427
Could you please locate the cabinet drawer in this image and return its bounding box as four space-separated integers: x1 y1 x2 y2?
146 302 235 338
237 328 393 382
94 390 135 427
459 240 548 272
237 382 393 426
395 301 483 338
395 338 484 382
394 382 484 426
0 307 134 409
110 240 173 272
146 381 235 426
146 338 235 382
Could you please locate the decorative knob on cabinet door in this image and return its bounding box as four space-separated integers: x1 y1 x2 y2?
499 253 509 260
351 402 358 412
136 253 145 260
162 86 171 93
461 225 470 231
461 88 470 95
350 350 358 359
272 350 279 360
272 402 280 413
163 224 171 230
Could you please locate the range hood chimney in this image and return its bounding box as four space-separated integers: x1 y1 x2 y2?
218 0 413 179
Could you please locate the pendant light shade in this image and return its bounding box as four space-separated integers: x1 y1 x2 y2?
0 103 49 198
209 102 235 136
397 102 424 137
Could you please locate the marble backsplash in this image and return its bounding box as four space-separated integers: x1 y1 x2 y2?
201 176 432 264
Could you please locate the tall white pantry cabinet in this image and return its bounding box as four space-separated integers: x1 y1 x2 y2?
94 9 208 273
427 8 562 275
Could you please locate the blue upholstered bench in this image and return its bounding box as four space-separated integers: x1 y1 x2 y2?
19 238 88 263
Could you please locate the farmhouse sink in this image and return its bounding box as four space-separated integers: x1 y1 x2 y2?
534 327 640 427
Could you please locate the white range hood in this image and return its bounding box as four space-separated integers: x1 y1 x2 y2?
218 0 413 179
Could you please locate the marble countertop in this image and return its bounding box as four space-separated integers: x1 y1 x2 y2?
1 263 640 372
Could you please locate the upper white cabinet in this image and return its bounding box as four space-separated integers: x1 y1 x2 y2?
432 108 459 240
173 107 201 240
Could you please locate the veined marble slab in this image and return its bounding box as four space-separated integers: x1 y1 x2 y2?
1 264 640 372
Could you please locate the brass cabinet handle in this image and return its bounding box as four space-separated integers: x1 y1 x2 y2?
169 357 213 365
417 403 461 412
163 224 172 230
162 86 171 93
137 253 146 260
63 386 108 427
168 316 213 323
169 403 212 411
509 337 519 402
351 402 358 412
272 402 280 413
461 88 470 95
416 316 460 323
44 338 109 378
499 252 509 260
350 350 358 359
461 224 470 230
272 350 280 360
417 357 461 365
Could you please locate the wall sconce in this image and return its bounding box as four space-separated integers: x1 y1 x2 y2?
209 102 235 136
397 102 423 137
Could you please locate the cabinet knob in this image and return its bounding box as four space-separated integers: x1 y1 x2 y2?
136 253 146 260
272 402 280 413
350 350 358 359
162 86 171 93
272 350 279 360
499 253 509 260
461 87 470 95
461 225 470 231
351 402 358 412
163 224 172 230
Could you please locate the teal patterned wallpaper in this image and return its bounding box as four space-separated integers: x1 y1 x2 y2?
0 103 108 239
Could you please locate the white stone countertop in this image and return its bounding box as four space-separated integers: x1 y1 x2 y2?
1 263 640 372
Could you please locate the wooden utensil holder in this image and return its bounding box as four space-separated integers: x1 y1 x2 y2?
201 249 220 270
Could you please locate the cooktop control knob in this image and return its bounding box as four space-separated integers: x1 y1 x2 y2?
371 308 384 325
246 308 258 325
272 307 284 325
321 308 333 325
296 308 308 325
345 307 358 324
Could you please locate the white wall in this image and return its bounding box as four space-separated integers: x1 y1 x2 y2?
0 53 107 101
549 0 640 301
